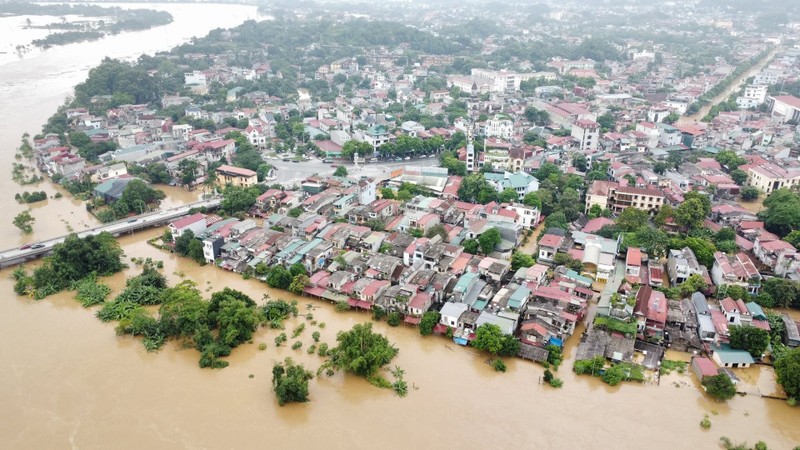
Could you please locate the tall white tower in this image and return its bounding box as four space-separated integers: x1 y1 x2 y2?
466 125 475 173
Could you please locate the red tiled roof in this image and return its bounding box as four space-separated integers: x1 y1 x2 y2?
539 234 564 248
693 357 719 377
626 247 642 267
170 213 205 230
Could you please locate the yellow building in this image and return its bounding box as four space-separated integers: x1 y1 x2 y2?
215 164 257 188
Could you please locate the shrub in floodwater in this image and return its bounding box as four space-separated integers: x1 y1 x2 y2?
700 415 711 429
258 343 267 351
491 358 507 372
292 341 302 350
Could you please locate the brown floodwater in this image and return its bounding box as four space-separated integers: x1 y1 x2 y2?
2 229 798 449
0 5 798 450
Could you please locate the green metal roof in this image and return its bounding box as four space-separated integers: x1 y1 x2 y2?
508 286 531 309
454 272 478 293
472 299 488 311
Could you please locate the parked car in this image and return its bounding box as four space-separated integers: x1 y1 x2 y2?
20 243 31 250
370 158 378 163
30 243 45 249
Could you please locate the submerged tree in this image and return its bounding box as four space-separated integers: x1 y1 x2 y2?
272 357 313 406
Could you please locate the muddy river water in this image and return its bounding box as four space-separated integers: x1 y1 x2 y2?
0 4 798 450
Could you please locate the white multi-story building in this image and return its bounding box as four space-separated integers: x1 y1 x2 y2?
737 85 768 108
571 120 600 152
471 68 521 92
768 95 800 123
485 115 514 140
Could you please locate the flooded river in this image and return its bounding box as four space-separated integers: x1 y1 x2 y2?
0 5 798 450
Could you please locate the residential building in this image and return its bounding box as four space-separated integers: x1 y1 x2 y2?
742 162 800 195
485 115 514 140
169 213 207 240
768 95 800 123
484 171 539 201
538 231 565 263
216 165 257 188
667 247 703 286
585 181 665 215
634 285 667 340
711 252 762 295
625 247 642 283
720 297 752 327
571 120 600 152
691 356 719 381
711 343 754 368
753 237 797 277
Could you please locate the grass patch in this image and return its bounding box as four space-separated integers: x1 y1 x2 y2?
593 316 638 336
660 359 688 375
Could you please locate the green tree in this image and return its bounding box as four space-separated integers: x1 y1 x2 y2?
572 153 588 172
325 322 399 379
535 162 561 181
654 204 674 228
272 357 313 406
209 289 261 348
158 280 208 340
729 325 770 358
266 266 293 290
457 173 497 203
523 191 542 209
425 224 448 241
478 227 501 255
730 169 748 186
419 311 441 336
498 188 519 203
289 274 309 295
680 237 717 269
333 166 348 177
783 230 800 249
617 207 649 232
702 374 737 401
774 347 800 399
472 323 519 357
462 238 479 254
220 185 258 215
511 252 535 271
544 212 569 231
380 188 395 199
762 278 799 309
289 263 307 277
178 158 199 186
13 210 35 234
759 188 800 237
740 186 760 201
675 197 707 230
597 112 615 131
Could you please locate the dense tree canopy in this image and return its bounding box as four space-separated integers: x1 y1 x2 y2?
702 374 736 401
774 347 800 399
759 188 800 237
729 325 769 358
325 322 398 379
273 357 313 406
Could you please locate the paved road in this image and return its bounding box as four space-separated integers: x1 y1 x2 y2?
267 156 440 188
0 198 221 267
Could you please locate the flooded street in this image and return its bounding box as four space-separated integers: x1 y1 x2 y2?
0 4 798 450
679 47 780 124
